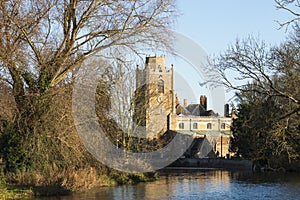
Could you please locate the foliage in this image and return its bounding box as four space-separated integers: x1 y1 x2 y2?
211 0 300 169
0 125 29 173
217 28 300 170
109 169 157 185
0 0 176 190
231 97 284 161
0 184 33 200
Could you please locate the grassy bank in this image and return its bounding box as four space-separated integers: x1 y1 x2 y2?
0 169 157 199
0 183 33 200
0 176 114 199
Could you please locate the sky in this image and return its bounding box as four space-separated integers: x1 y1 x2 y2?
176 0 290 55
170 0 293 114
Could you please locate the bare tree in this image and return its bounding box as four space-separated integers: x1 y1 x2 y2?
210 35 300 120
99 57 165 151
0 0 176 136
0 0 176 109
210 0 300 119
275 0 300 28
208 0 300 169
210 32 300 168
0 0 177 173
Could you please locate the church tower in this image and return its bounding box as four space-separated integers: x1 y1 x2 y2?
134 55 175 139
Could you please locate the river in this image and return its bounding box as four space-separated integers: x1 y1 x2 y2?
35 168 300 200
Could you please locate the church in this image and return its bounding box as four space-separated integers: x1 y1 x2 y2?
134 55 234 158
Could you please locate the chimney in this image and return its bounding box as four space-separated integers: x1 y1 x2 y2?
200 95 207 110
224 104 229 117
183 99 188 108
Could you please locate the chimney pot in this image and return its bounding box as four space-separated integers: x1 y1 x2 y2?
224 104 229 117
200 95 207 110
183 99 188 108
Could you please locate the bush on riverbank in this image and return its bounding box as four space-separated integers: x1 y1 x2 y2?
0 184 33 200
0 169 158 197
0 83 159 197
109 170 158 185
5 167 114 191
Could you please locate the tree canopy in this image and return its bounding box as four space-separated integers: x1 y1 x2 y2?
212 19 300 170
0 0 177 187
0 0 176 98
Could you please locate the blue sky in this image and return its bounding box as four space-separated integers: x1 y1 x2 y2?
175 0 290 55
170 0 293 114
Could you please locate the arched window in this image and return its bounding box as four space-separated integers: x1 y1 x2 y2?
221 123 226 129
158 79 164 93
207 123 212 129
193 123 198 129
179 122 184 129
158 65 163 72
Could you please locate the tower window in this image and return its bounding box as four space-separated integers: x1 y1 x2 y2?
158 79 164 93
179 122 184 129
193 123 198 129
158 65 162 72
207 123 212 129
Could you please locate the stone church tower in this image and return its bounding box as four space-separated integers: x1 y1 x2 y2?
134 55 175 139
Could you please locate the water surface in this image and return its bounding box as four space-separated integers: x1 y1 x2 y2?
36 169 300 200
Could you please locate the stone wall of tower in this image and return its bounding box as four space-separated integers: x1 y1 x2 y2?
134 55 174 139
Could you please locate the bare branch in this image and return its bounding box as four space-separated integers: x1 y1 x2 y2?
275 0 300 29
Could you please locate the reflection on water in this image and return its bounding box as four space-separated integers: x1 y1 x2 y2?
138 170 232 199
35 169 300 200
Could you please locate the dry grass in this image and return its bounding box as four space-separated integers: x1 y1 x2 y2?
0 187 33 200
6 167 116 195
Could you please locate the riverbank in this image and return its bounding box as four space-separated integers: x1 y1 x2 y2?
27 170 300 200
0 176 114 199
0 177 113 199
0 171 158 199
0 158 252 199
0 183 33 199
167 158 253 171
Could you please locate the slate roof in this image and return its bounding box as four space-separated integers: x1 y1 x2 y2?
176 104 191 115
176 103 219 117
186 104 206 116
